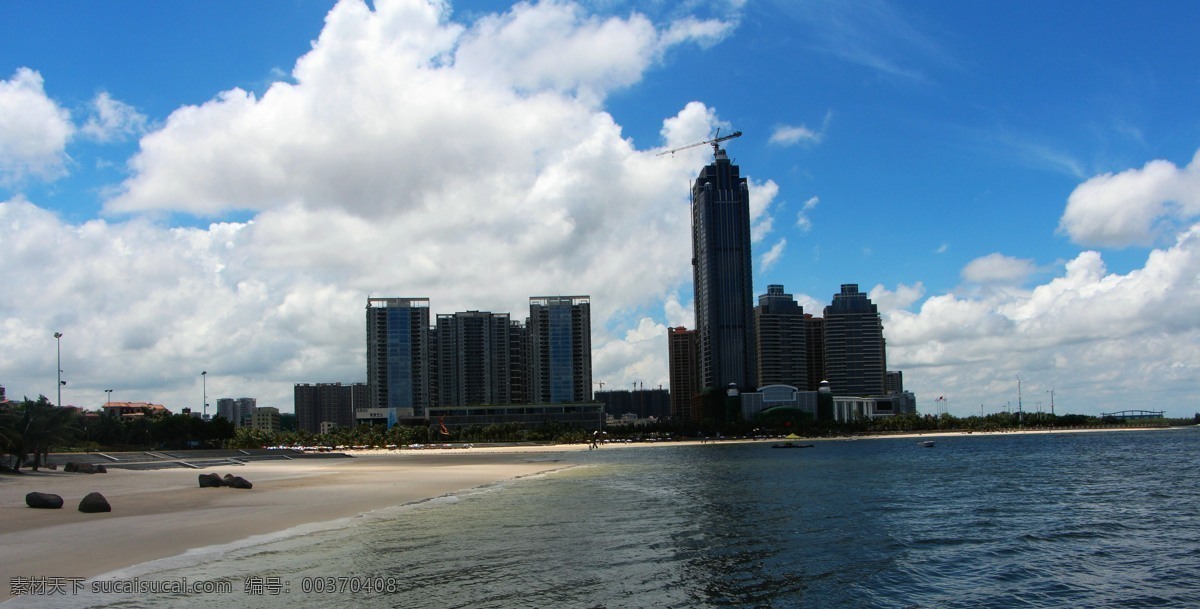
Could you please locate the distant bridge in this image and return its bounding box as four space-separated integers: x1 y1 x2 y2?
1100 410 1165 420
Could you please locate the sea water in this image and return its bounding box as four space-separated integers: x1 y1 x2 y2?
9 428 1200 608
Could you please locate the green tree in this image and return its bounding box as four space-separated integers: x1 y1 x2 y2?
229 426 275 449
10 396 80 471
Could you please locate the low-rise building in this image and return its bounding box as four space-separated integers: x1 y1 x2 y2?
831 393 917 421
101 401 170 419
740 385 819 421
428 402 603 432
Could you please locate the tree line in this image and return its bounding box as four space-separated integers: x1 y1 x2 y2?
0 395 237 472
4 394 1195 472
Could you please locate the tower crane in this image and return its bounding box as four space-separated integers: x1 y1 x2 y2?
656 129 743 157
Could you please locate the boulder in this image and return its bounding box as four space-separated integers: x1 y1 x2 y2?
74 463 97 474
95 464 107 473
198 473 226 488
78 492 111 513
227 476 253 490
64 462 78 473
26 492 64 509
47 463 57 470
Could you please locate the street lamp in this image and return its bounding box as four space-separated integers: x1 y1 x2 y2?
202 371 207 417
105 388 113 407
54 332 63 408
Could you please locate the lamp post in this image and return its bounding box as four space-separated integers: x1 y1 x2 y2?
54 332 63 408
1016 375 1023 427
105 389 113 407
202 371 208 418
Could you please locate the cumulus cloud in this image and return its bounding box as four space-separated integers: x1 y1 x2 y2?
0 0 740 409
593 316 671 389
1059 149 1200 247
0 68 74 184
877 152 1200 415
663 293 693 328
868 281 924 313
885 224 1200 415
81 92 149 143
106 0 733 218
961 252 1037 285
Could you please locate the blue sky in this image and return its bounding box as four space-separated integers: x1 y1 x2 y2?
2 0 1198 417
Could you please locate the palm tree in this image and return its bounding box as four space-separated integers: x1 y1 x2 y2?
0 403 19 471
13 396 80 472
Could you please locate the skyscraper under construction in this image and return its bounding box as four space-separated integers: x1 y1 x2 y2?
691 142 757 392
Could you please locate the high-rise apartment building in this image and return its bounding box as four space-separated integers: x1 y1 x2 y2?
755 284 808 390
528 296 592 404
294 382 366 433
215 397 257 427
822 284 886 397
508 320 530 404
691 145 757 392
215 398 235 424
667 326 699 421
366 297 431 423
435 311 512 406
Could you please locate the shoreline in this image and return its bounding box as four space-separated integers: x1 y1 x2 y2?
1 425 1180 601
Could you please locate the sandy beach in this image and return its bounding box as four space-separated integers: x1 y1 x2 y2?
0 449 577 601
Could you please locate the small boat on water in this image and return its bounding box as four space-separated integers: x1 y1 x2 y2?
772 442 814 449
919 440 936 448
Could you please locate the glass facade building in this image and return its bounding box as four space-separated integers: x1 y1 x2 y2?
528 296 592 404
691 146 757 392
366 297 431 423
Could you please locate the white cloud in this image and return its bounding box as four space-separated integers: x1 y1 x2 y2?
455 1 658 103
770 125 820 146
593 316 670 390
106 0 735 219
868 281 924 313
759 238 786 273
0 68 74 184
796 195 818 232
81 92 149 143
749 178 779 242
961 252 1036 285
769 111 831 147
663 293 693 328
1058 149 1200 247
659 15 735 49
885 223 1200 416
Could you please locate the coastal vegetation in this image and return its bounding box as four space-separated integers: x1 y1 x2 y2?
0 395 236 472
